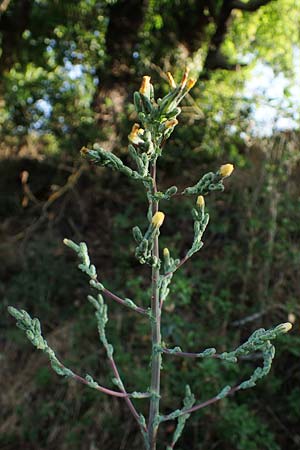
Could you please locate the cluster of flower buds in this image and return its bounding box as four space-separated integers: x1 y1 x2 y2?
130 69 197 164
133 211 165 265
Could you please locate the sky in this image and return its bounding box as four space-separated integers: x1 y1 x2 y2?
245 52 300 136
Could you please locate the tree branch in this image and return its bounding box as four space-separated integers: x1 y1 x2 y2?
232 0 273 12
202 0 273 75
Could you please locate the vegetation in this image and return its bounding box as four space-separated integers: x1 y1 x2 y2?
1 1 300 449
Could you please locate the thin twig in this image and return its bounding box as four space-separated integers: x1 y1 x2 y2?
102 287 148 315
161 386 241 422
71 371 149 398
108 357 148 432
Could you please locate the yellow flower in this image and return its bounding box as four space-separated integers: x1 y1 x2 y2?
152 211 165 228
166 72 176 88
186 78 196 90
163 247 170 257
128 123 144 144
180 67 190 88
165 119 178 129
219 163 234 178
139 75 151 95
196 195 205 207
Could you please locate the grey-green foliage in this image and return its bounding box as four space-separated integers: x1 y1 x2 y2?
183 171 225 196
8 72 293 450
220 324 287 390
166 385 195 450
88 294 113 358
7 306 74 378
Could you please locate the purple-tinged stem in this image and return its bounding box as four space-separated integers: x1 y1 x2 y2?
71 372 134 398
102 287 148 315
108 357 148 432
161 386 241 422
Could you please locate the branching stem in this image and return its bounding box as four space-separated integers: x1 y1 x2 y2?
148 160 162 450
108 357 147 432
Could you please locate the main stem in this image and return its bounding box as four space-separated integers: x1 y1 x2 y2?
148 161 162 450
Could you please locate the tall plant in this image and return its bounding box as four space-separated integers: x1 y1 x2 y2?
8 70 292 450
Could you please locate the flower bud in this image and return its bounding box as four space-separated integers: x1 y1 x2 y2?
180 67 190 88
196 195 205 207
288 313 296 324
219 163 234 178
166 71 176 88
128 123 144 144
165 119 178 129
163 248 170 257
152 211 165 228
139 76 151 96
276 322 293 333
186 78 196 90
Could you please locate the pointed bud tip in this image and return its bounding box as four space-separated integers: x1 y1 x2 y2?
163 247 170 257
166 72 176 88
278 322 293 333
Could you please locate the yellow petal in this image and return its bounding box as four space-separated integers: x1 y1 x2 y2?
219 163 234 178
152 211 165 228
196 195 205 207
139 76 151 95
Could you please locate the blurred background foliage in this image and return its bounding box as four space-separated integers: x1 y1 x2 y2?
1 1 300 449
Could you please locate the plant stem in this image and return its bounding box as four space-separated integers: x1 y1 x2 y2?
148 161 162 450
102 287 148 315
108 357 147 432
161 386 241 422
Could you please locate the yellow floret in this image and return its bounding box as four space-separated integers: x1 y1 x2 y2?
165 119 178 129
139 76 151 95
166 72 176 88
180 67 190 88
163 247 170 257
152 211 165 228
186 78 196 90
196 195 205 207
128 123 144 144
219 163 234 178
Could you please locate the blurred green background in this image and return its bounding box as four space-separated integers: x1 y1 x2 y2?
1 1 300 449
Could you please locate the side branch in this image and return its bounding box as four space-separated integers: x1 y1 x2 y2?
102 287 148 315
108 357 148 431
71 370 149 399
63 239 148 315
161 386 240 422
